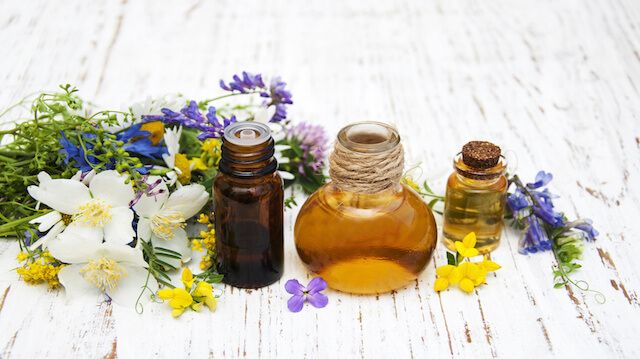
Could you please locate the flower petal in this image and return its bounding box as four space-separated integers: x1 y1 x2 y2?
107 265 158 308
103 206 135 245
136 217 152 241
58 264 103 299
89 170 135 207
287 294 305 312
284 279 304 295
133 176 169 217
30 211 62 232
151 228 191 268
306 277 327 294
462 232 477 248
47 223 103 263
97 242 147 267
306 292 329 308
27 177 91 214
29 221 66 251
434 278 449 292
459 278 475 293
164 184 209 219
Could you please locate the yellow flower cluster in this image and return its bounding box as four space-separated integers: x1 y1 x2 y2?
157 268 217 317
195 213 217 270
15 251 64 288
174 139 221 185
402 176 421 193
434 232 501 294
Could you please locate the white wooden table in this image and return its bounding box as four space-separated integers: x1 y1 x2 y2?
1 0 639 358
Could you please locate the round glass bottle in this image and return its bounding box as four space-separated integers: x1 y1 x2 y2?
443 141 507 253
294 122 437 294
214 122 284 288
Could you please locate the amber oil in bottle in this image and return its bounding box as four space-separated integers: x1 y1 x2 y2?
443 141 507 253
294 122 437 294
214 122 284 288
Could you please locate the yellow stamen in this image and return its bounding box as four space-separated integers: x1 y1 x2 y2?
151 211 186 240
73 199 112 227
80 257 126 291
140 121 165 145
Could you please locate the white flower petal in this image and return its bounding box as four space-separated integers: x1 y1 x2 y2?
107 266 157 308
275 144 291 151
58 264 103 300
151 228 191 268
103 207 135 245
37 171 52 184
47 223 103 263
27 177 91 214
278 170 295 180
89 170 135 207
30 211 62 232
29 221 66 251
254 105 276 123
136 217 152 241
164 184 209 219
132 176 168 217
96 242 147 267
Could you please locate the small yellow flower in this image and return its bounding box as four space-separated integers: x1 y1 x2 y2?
16 252 28 262
457 262 485 293
157 287 194 317
201 138 221 154
454 232 480 258
181 268 194 289
191 239 204 252
402 176 421 193
190 157 208 171
434 264 461 291
192 281 217 311
175 153 192 184
478 256 501 273
140 121 165 145
197 213 210 224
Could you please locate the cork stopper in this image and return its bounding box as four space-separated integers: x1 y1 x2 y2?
461 141 501 169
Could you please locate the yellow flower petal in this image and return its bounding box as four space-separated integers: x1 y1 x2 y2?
462 232 477 248
169 288 193 309
434 278 449 292
204 297 217 311
140 121 165 145
459 278 475 293
480 257 501 272
191 302 204 312
175 153 192 184
171 308 185 318
474 275 486 286
458 247 479 258
436 264 456 277
181 268 194 289
157 288 174 300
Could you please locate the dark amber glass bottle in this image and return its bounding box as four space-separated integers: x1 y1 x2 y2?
214 122 284 288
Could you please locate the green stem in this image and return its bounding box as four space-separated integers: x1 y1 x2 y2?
0 210 51 233
200 91 259 106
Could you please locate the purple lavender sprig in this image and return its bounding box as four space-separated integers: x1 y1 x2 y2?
220 72 293 123
142 101 236 140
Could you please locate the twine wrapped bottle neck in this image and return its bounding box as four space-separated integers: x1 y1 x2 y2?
328 122 404 194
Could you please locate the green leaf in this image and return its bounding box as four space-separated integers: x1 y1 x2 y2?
447 252 456 266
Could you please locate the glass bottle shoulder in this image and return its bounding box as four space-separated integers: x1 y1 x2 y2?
447 172 508 193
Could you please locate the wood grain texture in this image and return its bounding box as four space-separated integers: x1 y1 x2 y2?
1 0 639 357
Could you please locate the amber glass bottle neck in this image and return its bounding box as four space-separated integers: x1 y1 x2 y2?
219 137 277 177
453 153 506 186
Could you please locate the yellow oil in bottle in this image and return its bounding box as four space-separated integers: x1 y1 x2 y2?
442 142 508 254
294 183 437 294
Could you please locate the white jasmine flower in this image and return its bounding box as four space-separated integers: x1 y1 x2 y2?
27 170 136 257
134 176 209 267
162 126 182 170
55 241 157 307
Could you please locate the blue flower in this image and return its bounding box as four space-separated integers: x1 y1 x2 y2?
568 219 599 241
220 72 265 93
520 217 553 254
59 131 99 172
116 124 167 159
526 171 553 189
533 201 565 228
143 101 235 140
507 189 530 211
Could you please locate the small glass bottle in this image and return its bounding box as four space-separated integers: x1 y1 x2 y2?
294 122 437 294
214 122 284 288
443 141 507 253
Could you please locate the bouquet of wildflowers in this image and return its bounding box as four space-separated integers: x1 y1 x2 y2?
0 73 328 312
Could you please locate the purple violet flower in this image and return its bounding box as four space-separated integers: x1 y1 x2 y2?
285 277 329 313
526 171 553 189
567 219 599 241
286 122 328 175
520 216 553 254
142 101 236 140
220 72 293 122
